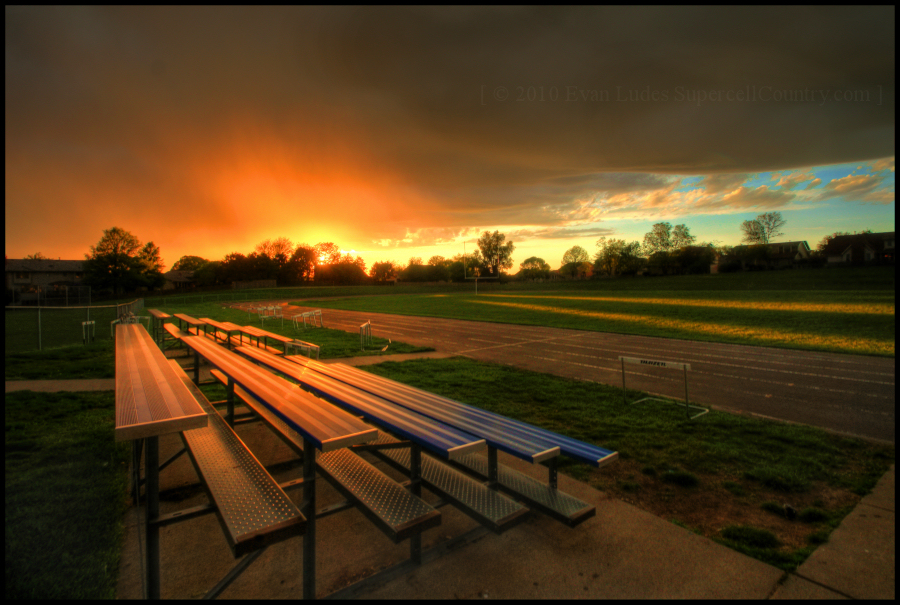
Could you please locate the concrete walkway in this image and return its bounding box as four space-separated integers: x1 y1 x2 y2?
7 357 894 599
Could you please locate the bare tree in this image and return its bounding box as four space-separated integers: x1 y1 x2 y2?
741 212 786 244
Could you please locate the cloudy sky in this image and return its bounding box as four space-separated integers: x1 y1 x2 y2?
6 6 895 271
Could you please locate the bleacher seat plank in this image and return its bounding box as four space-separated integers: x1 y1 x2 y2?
234 345 486 460
293 357 618 468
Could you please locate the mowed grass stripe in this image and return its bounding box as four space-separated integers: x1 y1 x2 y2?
481 293 895 315
469 299 894 356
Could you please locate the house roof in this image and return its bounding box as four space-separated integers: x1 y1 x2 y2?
163 270 196 282
5 259 84 272
730 241 810 260
820 232 895 256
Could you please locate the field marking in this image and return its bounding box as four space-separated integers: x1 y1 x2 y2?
522 342 896 386
470 299 894 356
480 293 895 315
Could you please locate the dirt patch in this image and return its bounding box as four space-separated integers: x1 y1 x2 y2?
590 458 861 554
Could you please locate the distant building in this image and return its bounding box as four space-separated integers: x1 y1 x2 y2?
819 232 895 265
6 258 85 294
727 241 811 270
163 270 197 290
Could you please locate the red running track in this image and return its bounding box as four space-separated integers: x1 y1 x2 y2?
271 303 895 444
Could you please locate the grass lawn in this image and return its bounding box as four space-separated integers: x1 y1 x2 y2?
362 357 895 571
299 266 895 357
5 339 115 380
5 390 130 599
146 300 433 359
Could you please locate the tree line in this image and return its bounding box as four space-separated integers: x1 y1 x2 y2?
77 228 518 293
75 212 811 294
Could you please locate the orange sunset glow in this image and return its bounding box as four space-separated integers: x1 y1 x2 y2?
6 7 894 272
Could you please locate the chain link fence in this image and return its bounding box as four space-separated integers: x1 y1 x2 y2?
5 299 143 353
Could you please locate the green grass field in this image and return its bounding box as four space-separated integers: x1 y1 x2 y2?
299 267 895 356
6 390 130 599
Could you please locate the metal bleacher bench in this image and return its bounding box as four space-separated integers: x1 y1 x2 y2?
166 328 422 598
169 360 306 556
237 325 295 354
172 312 207 335
116 323 304 598
285 355 617 527
234 346 533 528
146 309 171 344
199 317 243 348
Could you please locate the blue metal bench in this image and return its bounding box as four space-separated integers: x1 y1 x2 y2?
232 345 531 533
289 357 618 468
234 345 487 460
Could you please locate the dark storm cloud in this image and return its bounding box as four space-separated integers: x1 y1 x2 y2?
5 6 894 257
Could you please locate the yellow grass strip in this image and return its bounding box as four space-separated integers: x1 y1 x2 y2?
482 294 894 315
471 300 894 355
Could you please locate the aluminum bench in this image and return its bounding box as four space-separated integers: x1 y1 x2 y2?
171 360 307 557
210 368 442 543
366 430 529 533
172 312 207 335
199 318 243 348
234 345 487 460
231 345 528 533
238 325 294 354
295 358 618 468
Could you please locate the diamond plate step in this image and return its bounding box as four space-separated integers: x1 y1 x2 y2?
174 365 306 557
211 369 440 543
451 452 595 527
368 431 530 534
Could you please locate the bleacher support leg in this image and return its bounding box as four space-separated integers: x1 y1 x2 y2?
303 439 316 600
487 446 499 490
548 457 558 490
409 444 422 565
146 437 161 599
226 377 235 428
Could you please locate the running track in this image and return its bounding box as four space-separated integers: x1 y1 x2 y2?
278 303 895 444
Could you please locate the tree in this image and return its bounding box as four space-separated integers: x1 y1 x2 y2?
288 244 317 283
24 252 49 260
594 237 643 276
476 230 515 276
561 246 590 267
519 256 551 280
137 241 165 289
255 237 293 260
83 227 164 295
643 222 696 255
89 226 141 258
172 255 209 272
741 212 786 245
314 242 342 265
643 222 673 255
370 261 399 282
671 224 697 249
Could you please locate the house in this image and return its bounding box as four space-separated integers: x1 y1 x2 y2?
6 258 86 303
820 232 895 265
728 241 811 270
163 269 197 290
